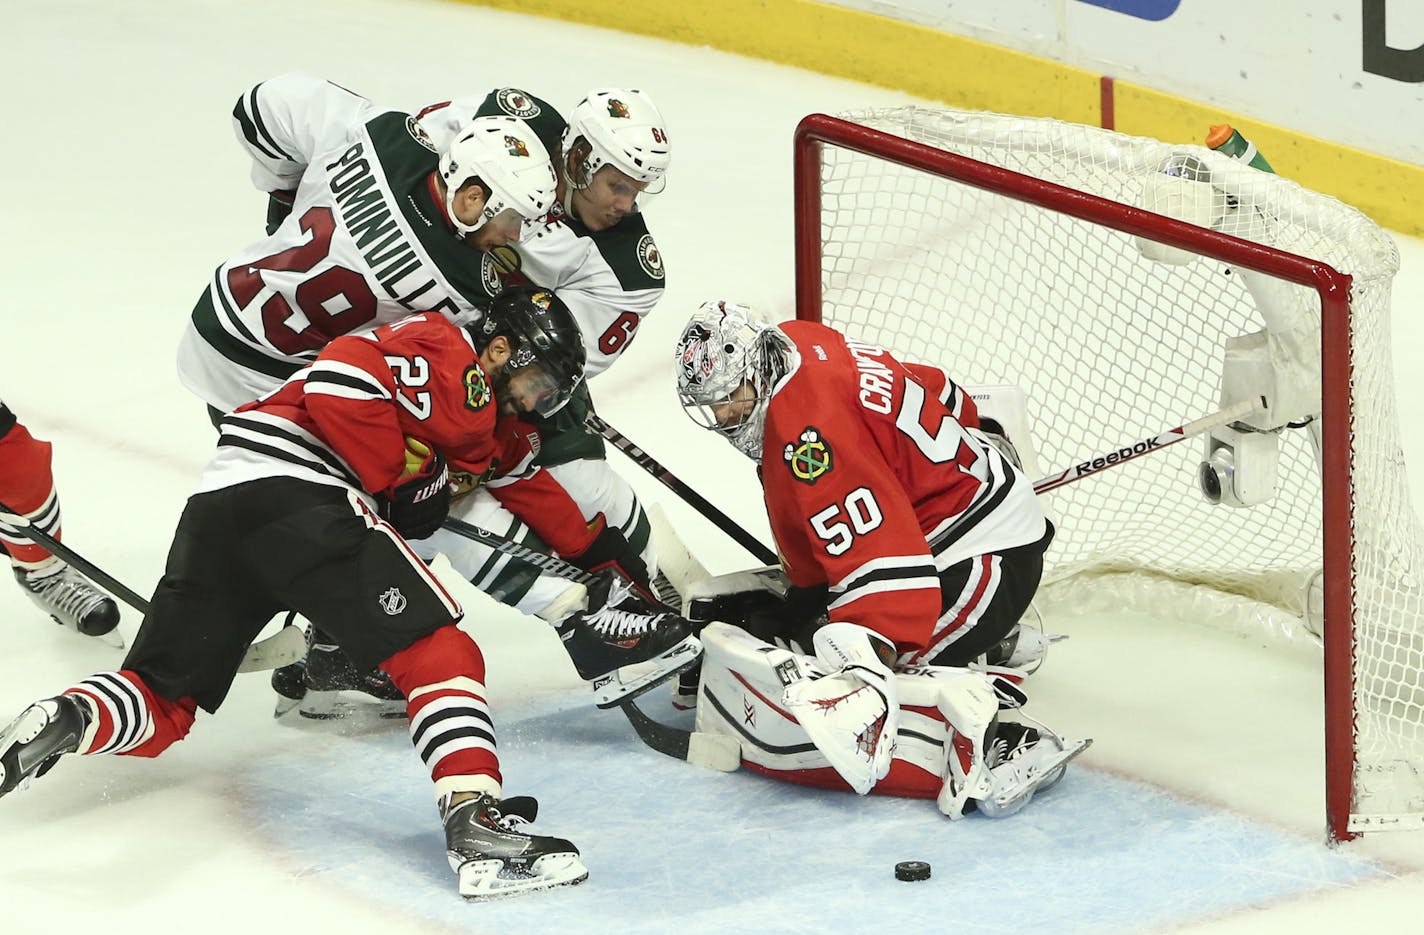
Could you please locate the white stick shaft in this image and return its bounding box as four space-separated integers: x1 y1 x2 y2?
1032 397 1263 495
237 625 306 673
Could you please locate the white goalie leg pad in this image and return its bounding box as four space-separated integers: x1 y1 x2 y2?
694 622 824 772
927 670 1002 819
781 622 897 795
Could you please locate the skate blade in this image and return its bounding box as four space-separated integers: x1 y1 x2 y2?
90 628 125 649
298 690 406 720
457 852 589 900
979 736 1092 818
592 636 702 709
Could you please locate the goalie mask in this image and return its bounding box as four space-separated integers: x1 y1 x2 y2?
439 115 558 238
675 300 793 462
469 285 586 417
562 88 671 196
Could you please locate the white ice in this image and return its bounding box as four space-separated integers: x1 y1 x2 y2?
2 1 1424 932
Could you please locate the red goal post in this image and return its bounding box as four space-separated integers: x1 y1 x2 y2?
792 109 1418 842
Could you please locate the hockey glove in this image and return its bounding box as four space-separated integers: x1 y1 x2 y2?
747 583 827 655
782 622 899 795
568 514 656 602
381 439 451 541
266 189 297 235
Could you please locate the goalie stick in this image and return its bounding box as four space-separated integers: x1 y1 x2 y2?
438 514 713 762
1031 396 1264 494
0 498 309 673
585 413 779 566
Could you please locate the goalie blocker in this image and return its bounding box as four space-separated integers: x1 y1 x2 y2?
691 621 1090 818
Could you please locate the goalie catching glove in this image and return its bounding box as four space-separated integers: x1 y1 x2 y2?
381 438 452 540
782 622 899 795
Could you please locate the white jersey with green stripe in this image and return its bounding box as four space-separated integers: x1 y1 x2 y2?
419 90 666 382
177 73 507 412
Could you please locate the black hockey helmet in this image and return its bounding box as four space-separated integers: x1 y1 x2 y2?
469 285 586 416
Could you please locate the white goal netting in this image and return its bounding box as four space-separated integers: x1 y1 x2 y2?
804 106 1424 833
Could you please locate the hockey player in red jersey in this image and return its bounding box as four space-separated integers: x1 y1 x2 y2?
673 300 1088 817
0 400 119 639
412 86 677 694
0 289 696 899
201 74 678 713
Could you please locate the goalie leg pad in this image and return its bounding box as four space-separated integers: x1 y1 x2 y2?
931 671 1002 819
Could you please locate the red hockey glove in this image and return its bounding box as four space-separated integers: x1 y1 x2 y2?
567 514 656 602
381 439 451 541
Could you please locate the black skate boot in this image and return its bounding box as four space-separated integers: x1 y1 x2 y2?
443 792 588 899
557 577 702 708
0 694 91 798
14 564 120 640
298 627 405 719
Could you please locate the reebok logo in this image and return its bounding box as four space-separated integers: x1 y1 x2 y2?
1073 437 1161 476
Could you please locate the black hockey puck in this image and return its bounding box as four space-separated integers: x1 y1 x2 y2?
894 860 931 882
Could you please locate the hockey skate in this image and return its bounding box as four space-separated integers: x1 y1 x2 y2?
557 577 702 709
443 792 588 899
980 609 1060 675
0 694 91 798
14 564 121 642
296 627 405 719
974 720 1091 818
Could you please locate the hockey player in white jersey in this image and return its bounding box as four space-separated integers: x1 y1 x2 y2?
268 83 680 715
190 75 687 715
412 86 671 597
178 73 559 416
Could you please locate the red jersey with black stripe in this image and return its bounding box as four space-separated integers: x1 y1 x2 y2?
199 312 594 556
760 320 1046 653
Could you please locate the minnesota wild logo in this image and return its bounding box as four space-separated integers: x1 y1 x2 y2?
504 135 530 157
463 364 491 411
607 98 631 119
496 88 540 118
784 428 832 484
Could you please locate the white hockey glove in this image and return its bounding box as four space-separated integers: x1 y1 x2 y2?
781 622 898 795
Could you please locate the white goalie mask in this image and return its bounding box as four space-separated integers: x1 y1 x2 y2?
675 300 793 462
562 88 671 196
438 115 558 237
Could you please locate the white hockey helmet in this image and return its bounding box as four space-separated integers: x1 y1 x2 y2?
438 115 558 237
675 300 793 461
562 88 671 195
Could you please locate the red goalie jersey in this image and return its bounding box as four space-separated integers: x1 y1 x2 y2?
761 320 1047 656
198 312 595 557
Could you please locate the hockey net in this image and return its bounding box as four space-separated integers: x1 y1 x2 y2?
792 107 1424 840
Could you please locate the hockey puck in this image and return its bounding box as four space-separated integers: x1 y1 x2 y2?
894 860 931 882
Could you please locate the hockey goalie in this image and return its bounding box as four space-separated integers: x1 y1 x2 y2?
669 300 1091 817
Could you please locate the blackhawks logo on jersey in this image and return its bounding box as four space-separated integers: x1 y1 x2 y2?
464 364 491 411
785 428 832 485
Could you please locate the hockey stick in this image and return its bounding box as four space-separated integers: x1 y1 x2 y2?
1 498 310 673
439 516 599 586
438 514 710 762
585 413 779 566
0 498 150 612
1031 396 1264 495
